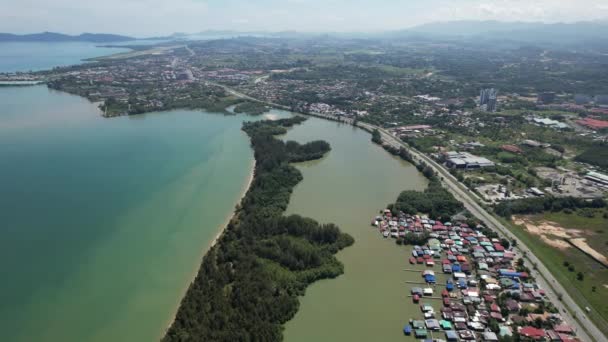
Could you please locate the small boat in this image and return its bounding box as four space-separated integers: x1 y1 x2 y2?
403 324 412 336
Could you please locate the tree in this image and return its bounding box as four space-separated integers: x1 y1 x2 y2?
577 272 584 281
463 98 476 109
164 117 354 342
371 129 382 144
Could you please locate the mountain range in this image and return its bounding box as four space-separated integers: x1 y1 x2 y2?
4 20 608 46
397 20 608 45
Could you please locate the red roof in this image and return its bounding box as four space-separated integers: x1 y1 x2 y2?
520 327 546 338
554 324 574 334
559 335 578 342
493 243 505 251
591 108 608 115
490 312 503 320
577 117 608 130
502 144 523 153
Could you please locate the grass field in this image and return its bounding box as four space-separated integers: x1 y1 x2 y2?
527 210 608 253
503 209 608 336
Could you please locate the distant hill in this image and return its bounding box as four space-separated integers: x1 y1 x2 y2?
401 20 608 45
407 20 544 36
0 32 135 43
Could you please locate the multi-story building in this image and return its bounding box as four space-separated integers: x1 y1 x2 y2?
479 88 498 112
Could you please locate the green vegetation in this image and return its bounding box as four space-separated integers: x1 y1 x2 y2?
50 79 240 117
378 140 462 221
389 178 463 221
403 136 443 153
526 209 608 260
396 232 431 246
575 143 608 169
494 196 606 217
233 101 270 115
371 128 382 144
164 117 353 341
503 215 608 335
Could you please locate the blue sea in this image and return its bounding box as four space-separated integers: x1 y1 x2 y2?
0 41 130 73
0 43 292 341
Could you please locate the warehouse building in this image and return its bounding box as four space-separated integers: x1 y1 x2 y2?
443 152 495 170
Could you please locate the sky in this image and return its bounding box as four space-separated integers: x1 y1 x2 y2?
1 0 608 36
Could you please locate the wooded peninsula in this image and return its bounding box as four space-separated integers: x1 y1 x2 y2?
163 117 354 341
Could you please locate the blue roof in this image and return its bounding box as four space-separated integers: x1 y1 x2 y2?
446 330 458 340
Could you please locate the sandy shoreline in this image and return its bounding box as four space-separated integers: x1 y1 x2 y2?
161 157 256 337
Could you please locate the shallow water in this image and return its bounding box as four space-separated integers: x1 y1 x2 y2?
0 85 290 341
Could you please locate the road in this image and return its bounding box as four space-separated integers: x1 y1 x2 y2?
362 123 606 342
206 81 607 342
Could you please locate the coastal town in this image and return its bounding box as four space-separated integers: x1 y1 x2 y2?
1 33 607 342
373 210 581 341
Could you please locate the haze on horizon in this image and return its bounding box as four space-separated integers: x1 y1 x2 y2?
1 0 608 37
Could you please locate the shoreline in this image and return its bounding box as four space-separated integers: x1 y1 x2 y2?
161 155 256 338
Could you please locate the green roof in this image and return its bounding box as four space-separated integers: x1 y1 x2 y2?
440 320 453 329
415 329 428 337
500 278 515 287
412 320 425 328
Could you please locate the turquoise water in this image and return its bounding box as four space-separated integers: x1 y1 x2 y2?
0 42 130 73
0 85 290 341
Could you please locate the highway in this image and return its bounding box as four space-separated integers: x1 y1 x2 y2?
361 123 607 342
208 81 606 342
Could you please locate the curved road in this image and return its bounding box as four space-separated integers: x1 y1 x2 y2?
207 81 606 342
363 123 607 342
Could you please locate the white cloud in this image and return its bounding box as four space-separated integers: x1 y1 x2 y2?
424 0 608 24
